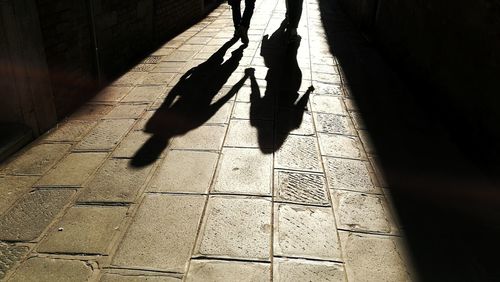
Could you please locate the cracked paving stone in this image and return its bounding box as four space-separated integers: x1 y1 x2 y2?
35 152 107 187
91 86 132 103
324 157 380 193
212 148 272 196
149 150 218 194
274 203 342 261
8 257 94 282
0 176 38 215
0 189 74 241
170 125 226 151
273 258 346 282
332 190 397 234
2 143 71 175
339 231 413 282
195 196 271 260
274 170 329 206
310 95 346 115
113 130 153 158
44 120 97 142
101 273 181 282
122 86 167 103
314 113 355 135
113 194 205 272
318 133 365 159
185 260 270 282
277 109 315 136
69 104 113 120
0 242 29 280
105 104 147 119
38 206 128 254
75 119 135 151
275 135 322 172
225 119 273 149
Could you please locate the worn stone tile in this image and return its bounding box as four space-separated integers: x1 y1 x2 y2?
170 125 226 150
232 102 273 120
358 130 377 155
75 119 135 151
350 111 367 129
152 61 186 73
212 148 272 196
318 133 365 159
273 258 346 282
113 194 205 272
277 109 314 136
205 102 233 124
332 190 397 234
101 273 180 282
79 158 153 203
9 257 94 282
339 231 413 282
186 36 211 45
69 104 113 120
186 260 270 282
0 189 74 241
0 176 38 215
314 113 355 135
36 153 107 187
45 120 97 142
113 130 153 158
140 72 176 85
167 50 197 61
274 170 329 206
274 203 341 261
195 196 271 260
113 72 147 86
105 104 147 119
133 111 155 131
91 86 132 103
344 98 358 112
324 157 380 193
122 86 166 103
312 72 342 85
0 242 29 280
275 135 322 172
310 95 346 115
3 143 71 175
224 119 273 149
38 206 127 254
149 150 218 194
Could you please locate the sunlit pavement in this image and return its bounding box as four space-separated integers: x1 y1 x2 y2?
0 0 415 280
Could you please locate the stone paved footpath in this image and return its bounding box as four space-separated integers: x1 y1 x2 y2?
0 0 415 281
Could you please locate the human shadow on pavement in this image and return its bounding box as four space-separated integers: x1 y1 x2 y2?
250 20 314 154
131 38 249 167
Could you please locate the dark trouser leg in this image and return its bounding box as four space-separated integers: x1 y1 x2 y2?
229 0 242 28
240 0 255 28
287 0 304 29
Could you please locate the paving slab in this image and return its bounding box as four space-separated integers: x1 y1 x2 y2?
212 148 272 196
276 109 315 136
0 176 38 215
232 102 273 120
44 120 97 142
105 104 147 119
273 203 342 261
101 273 181 282
275 135 322 172
112 72 147 86
2 143 71 175
185 260 270 282
206 102 233 124
318 133 365 159
0 189 74 241
274 170 329 206
310 95 346 115
195 196 271 260
8 257 94 282
273 258 346 282
122 86 167 103
38 206 128 254
0 242 29 279
314 113 355 135
225 119 273 149
323 157 380 194
170 125 226 151
75 119 135 151
91 86 133 103
149 150 218 194
113 194 205 272
140 72 176 85
69 104 114 120
113 130 154 158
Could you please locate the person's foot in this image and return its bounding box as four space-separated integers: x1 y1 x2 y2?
239 25 249 44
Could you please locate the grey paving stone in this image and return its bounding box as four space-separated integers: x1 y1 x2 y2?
170 125 226 151
36 153 107 187
313 72 342 85
277 109 315 136
38 206 127 254
274 170 329 206
274 203 342 261
206 102 233 124
273 258 346 282
113 194 205 272
332 190 397 234
0 242 29 280
9 257 94 282
212 148 272 196
3 143 71 175
275 135 322 172
91 86 132 103
324 157 380 193
186 260 270 282
101 273 181 282
225 119 273 149
140 72 176 85
195 196 271 260
0 176 38 215
122 86 166 103
75 119 135 151
112 72 147 86
166 50 197 61
105 104 147 119
69 104 114 120
113 130 153 158
310 95 346 115
149 150 218 194
44 120 97 142
339 231 413 282
232 102 273 120
318 133 365 159
0 189 74 241
314 113 355 135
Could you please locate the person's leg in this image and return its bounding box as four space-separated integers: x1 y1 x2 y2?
228 0 242 29
288 0 303 29
240 0 255 28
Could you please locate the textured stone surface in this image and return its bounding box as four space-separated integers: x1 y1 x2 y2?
225 119 273 149
101 273 181 282
105 104 147 119
113 131 153 158
318 133 365 159
75 119 135 151
170 125 226 150
3 144 71 175
310 95 346 115
332 190 396 234
275 135 322 172
113 194 205 272
212 148 272 196
69 104 113 120
149 150 218 194
206 102 233 124
36 153 107 187
140 72 176 85
38 206 127 254
195 196 271 260
112 72 147 86
0 176 38 215
273 258 346 282
0 242 29 280
314 113 355 135
339 231 412 282
0 189 74 241
324 157 380 193
186 260 270 282
9 257 94 282
277 109 315 136
232 102 273 120
350 112 367 130
274 203 341 261
45 121 97 142
91 86 132 103
274 170 329 206
122 86 166 102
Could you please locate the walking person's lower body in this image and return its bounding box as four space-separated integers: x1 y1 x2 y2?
285 0 304 41
228 0 255 44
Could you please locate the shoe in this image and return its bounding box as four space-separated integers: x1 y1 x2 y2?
239 25 249 44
